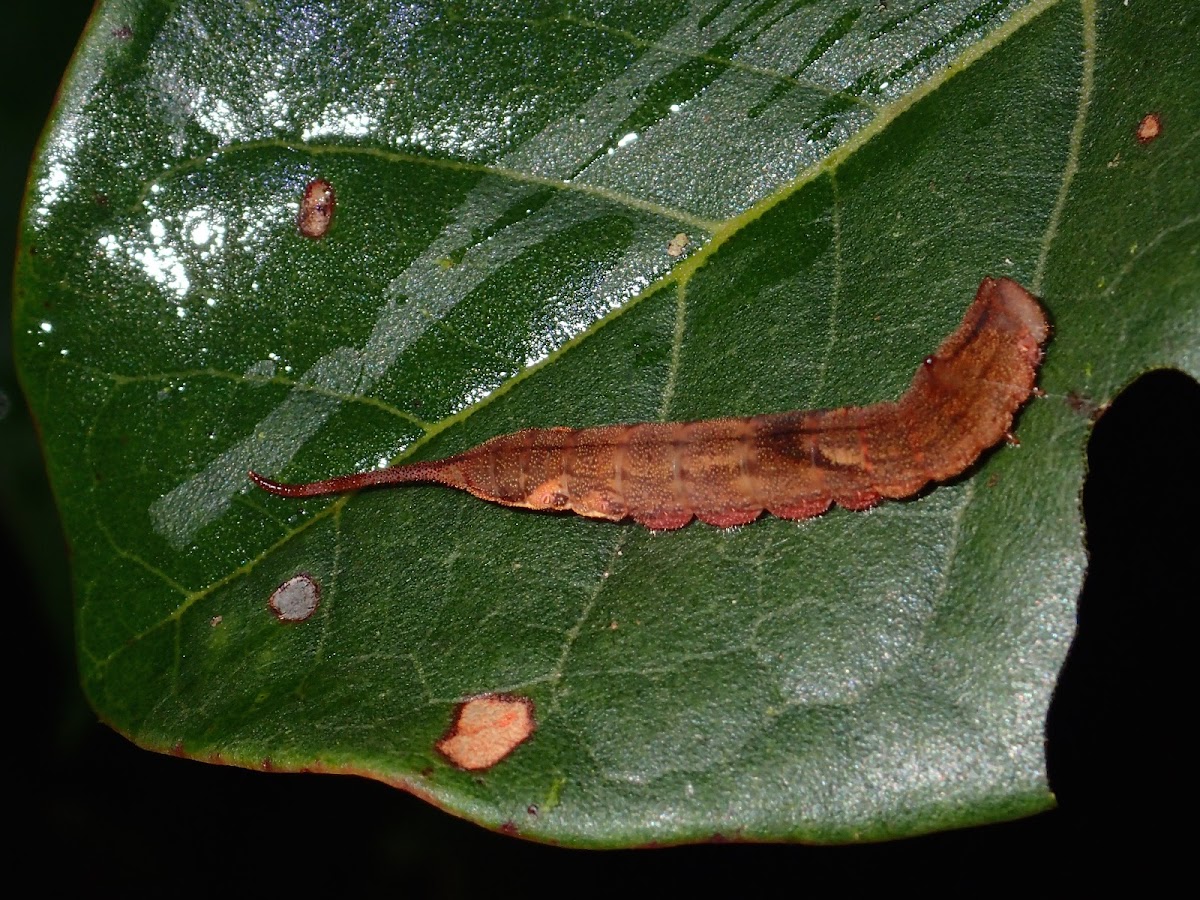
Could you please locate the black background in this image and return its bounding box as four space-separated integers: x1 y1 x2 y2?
5 2 1193 889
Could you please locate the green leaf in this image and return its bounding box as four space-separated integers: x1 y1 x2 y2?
14 0 1197 846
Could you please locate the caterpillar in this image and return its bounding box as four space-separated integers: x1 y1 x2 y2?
250 277 1049 530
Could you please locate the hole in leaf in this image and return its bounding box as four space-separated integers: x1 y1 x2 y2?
1047 369 1197 829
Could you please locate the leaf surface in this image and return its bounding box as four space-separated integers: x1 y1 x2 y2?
15 0 1198 845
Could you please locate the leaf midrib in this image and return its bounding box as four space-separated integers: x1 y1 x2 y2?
91 0 1072 678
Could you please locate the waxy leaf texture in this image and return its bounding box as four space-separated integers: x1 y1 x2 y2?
15 0 1198 845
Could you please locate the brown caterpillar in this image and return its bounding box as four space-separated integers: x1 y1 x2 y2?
251 277 1049 530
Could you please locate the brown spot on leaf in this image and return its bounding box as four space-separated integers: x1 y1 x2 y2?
268 573 320 622
436 694 536 771
111 25 133 39
1136 113 1162 144
1066 391 1104 421
298 178 335 238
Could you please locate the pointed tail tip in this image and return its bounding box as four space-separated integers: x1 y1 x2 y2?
248 457 468 500
248 469 291 496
